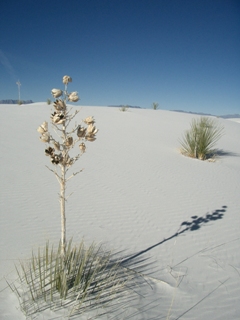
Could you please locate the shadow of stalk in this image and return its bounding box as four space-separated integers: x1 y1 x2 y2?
90 206 226 319
121 206 227 265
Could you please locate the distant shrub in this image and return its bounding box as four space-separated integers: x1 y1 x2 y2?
152 102 159 110
46 98 51 105
179 117 224 160
18 100 23 105
119 105 129 112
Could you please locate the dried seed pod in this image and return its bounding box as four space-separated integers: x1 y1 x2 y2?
40 132 50 143
65 136 73 147
53 141 60 151
53 99 66 111
84 116 95 125
51 89 63 98
85 134 96 142
77 125 86 138
51 153 62 165
84 124 98 142
66 157 74 167
63 75 72 84
87 124 98 135
68 91 79 102
62 155 74 167
37 121 48 134
45 146 55 156
79 142 86 152
51 112 65 124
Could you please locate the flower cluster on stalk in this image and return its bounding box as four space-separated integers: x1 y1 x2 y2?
37 75 98 167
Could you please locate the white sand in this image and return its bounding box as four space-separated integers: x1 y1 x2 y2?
0 104 240 319
227 118 240 124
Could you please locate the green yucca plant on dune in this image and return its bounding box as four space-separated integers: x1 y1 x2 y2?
152 102 159 110
179 117 224 160
119 105 129 112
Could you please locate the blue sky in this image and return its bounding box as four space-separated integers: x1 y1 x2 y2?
0 0 239 115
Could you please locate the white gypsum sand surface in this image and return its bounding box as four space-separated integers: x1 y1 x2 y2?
0 104 240 319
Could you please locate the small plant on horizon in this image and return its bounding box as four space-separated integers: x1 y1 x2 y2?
119 105 129 112
152 102 159 110
46 98 51 105
16 80 21 104
179 117 224 160
18 100 23 105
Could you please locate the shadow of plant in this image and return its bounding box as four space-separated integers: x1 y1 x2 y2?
180 206 226 231
215 149 239 157
122 206 227 264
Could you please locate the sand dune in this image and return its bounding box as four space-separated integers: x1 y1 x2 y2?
0 104 240 319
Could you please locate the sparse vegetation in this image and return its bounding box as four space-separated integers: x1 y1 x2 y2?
119 105 129 112
8 240 132 318
152 102 159 110
179 117 224 160
46 98 51 105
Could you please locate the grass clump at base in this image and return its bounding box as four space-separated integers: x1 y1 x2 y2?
7 239 133 318
179 117 224 160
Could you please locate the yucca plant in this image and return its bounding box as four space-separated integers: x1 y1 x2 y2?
119 105 129 112
8 77 143 318
179 117 224 160
152 102 159 110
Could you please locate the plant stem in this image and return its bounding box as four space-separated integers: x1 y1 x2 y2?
60 163 66 258
60 113 67 258
60 85 69 258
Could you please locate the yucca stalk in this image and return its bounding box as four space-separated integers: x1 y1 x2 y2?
60 143 66 258
60 87 67 258
37 76 98 258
